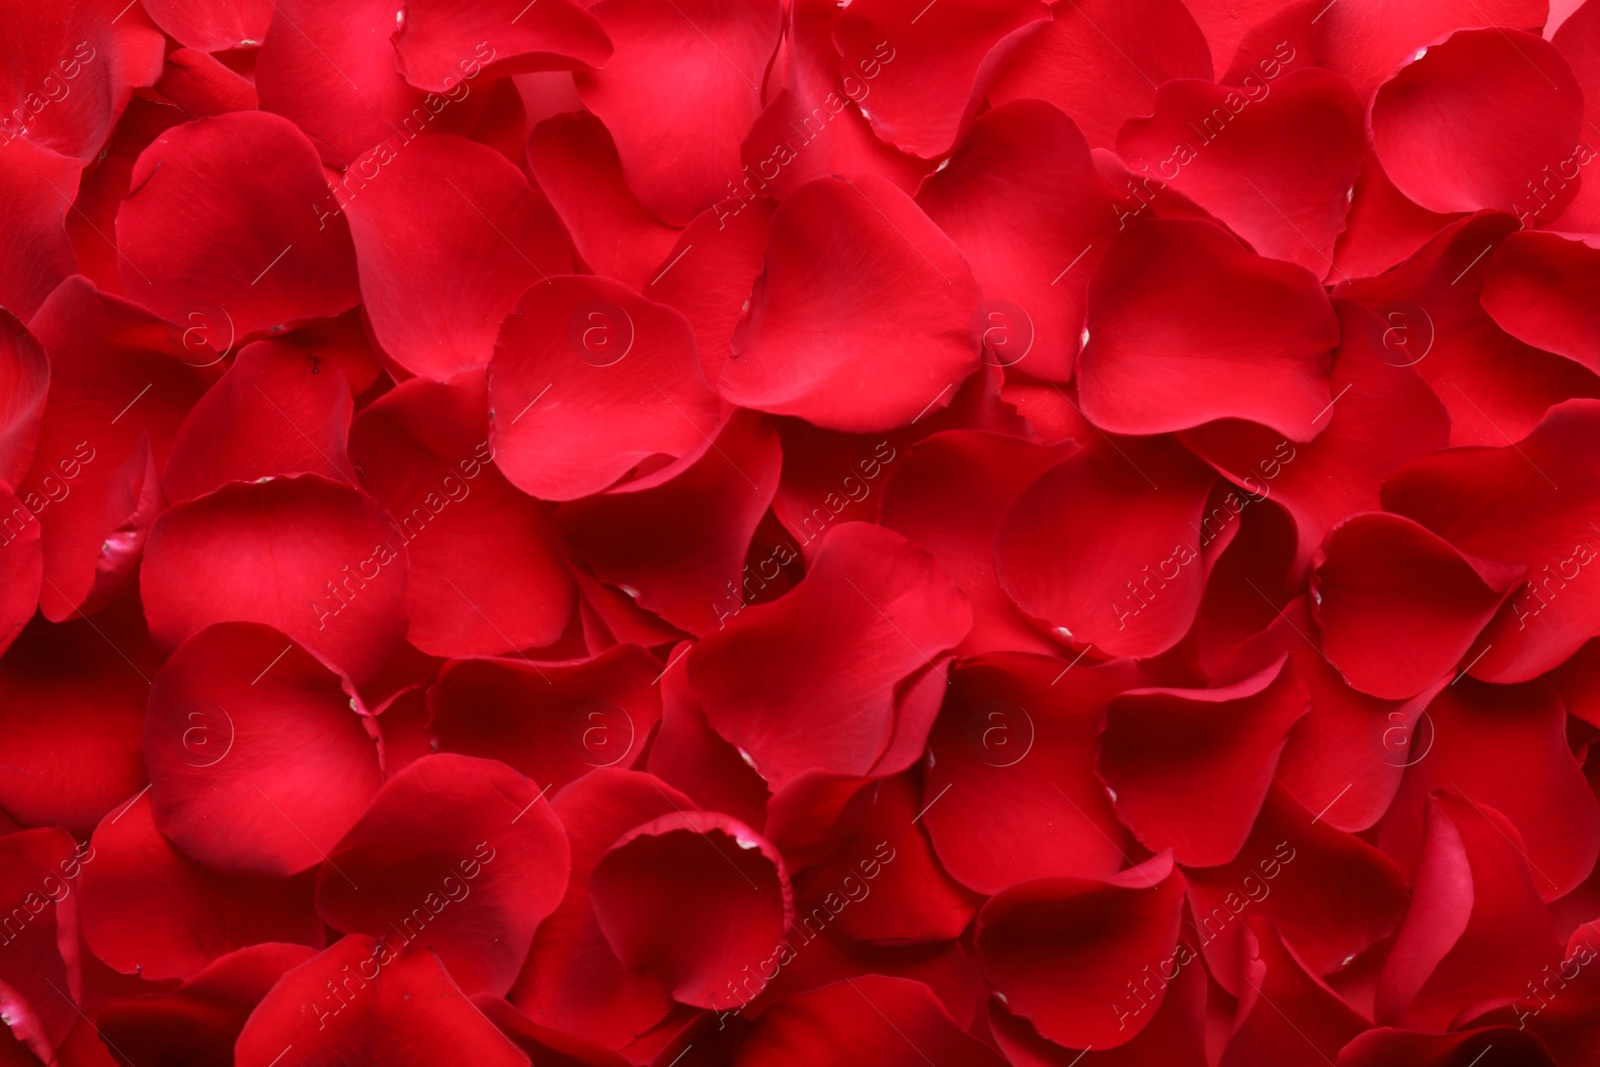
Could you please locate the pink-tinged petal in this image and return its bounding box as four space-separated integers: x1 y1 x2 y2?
592 810 791 1010
0 0 164 163
350 372 574 656
142 475 410 686
721 174 983 432
1312 0 1549 104
917 100 1122 382
0 140 80 321
427 646 661 792
1078 219 1337 438
1336 1027 1556 1067
0 828 83 1045
557 410 781 635
116 112 360 338
510 769 693 1047
143 0 270 50
978 855 1186 1050
1218 919 1369 1067
987 0 1211 149
394 0 610 92
526 112 680 289
575 0 781 225
145 622 382 879
1337 214 1600 448
91 944 319 1066
1117 70 1363 274
1311 512 1522 700
0 314 48 488
689 522 970 790
1379 678 1600 902
1482 231 1600 377
1381 398 1600 681
1371 29 1583 215
154 48 261 118
316 754 571 998
235 936 531 1067
344 134 572 380
163 339 355 503
1099 657 1309 866
923 654 1145 894
1375 792 1561 1030
733 976 1008 1067
0 597 154 835
1186 783 1407 994
881 430 1077 656
994 433 1224 660
647 644 769 831
833 0 1048 158
79 791 324 981
488 275 719 501
1181 300 1451 579
1332 150 1463 282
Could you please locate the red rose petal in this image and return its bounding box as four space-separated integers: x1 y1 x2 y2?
142 474 410 686
1183 0 1295 74
0 828 82 1045
1098 657 1309 866
154 48 261 119
721 174 983 433
1336 1027 1557 1067
344 134 572 380
1551 0 1600 230
0 141 81 321
0 314 48 489
1370 29 1583 215
1219 919 1369 1067
469 996 632 1067
647 645 770 830
977 854 1186 1050
1331 149 1463 282
0 481 42 656
689 522 970 790
1481 230 1600 377
393 0 610 93
142 0 272 51
1077 218 1337 439
145 622 382 879
316 754 571 998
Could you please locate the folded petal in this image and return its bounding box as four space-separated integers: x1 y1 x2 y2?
1481 230 1600 377
1332 149 1463 282
647 645 769 831
1219 919 1369 1067
141 0 272 51
0 828 84 1045
0 140 81 321
394 0 610 92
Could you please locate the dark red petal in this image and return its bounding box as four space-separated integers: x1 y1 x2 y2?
1337 214 1600 448
994 433 1222 659
1379 678 1600 902
470 996 632 1067
1098 657 1309 866
832 0 1049 158
1181 300 1450 578
722 174 983 432
977 855 1186 1049
0 141 81 320
592 810 790 1009
1185 783 1407 994
733 976 1007 1067
987 0 1211 150
916 100 1122 382
526 112 680 289
923 654 1143 893
234 936 531 1067
163 339 354 503
79 791 324 981
488 275 719 501
394 0 610 92
574 0 781 225
316 754 571 998
0 482 42 655
0 828 82 1045
154 48 261 119
344 134 572 379
428 646 661 792
1336 1027 1556 1067
1078 219 1337 439
1117 70 1363 275
510 769 694 1047
1375 792 1561 1030
689 522 970 790
142 475 409 686
349 372 574 656
1331 149 1463 282
145 622 381 878
647 645 769 830
0 0 164 163
142 0 271 50
1311 512 1522 699
1381 398 1600 681
116 111 360 337
1482 231 1600 377
1371 29 1583 215
1218 919 1369 1067
556 410 781 635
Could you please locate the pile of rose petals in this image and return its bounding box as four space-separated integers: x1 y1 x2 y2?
7 0 1600 1064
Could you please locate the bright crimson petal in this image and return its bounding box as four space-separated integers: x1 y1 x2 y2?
1481 230 1600 377
393 0 610 92
141 0 272 50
